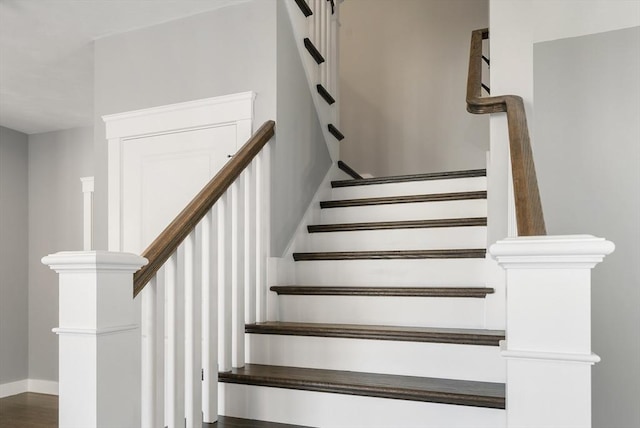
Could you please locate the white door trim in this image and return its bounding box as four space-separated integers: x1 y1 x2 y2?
104 92 256 251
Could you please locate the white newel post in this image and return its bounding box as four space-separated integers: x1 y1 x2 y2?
42 251 148 428
490 235 614 428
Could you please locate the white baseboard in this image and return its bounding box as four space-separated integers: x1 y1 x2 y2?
0 378 59 398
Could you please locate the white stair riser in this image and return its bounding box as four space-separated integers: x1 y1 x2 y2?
320 199 487 224
304 226 487 251
332 176 487 199
275 295 487 328
247 335 505 382
294 258 486 286
219 383 506 428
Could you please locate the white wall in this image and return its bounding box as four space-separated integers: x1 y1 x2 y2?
490 1 640 426
339 0 489 177
0 126 29 388
28 126 94 384
274 0 332 255
534 26 640 428
93 0 278 251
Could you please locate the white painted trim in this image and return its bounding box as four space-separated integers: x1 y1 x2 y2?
53 324 139 336
41 250 148 273
490 235 615 268
103 92 256 139
0 379 59 398
28 379 59 395
0 379 28 398
500 342 601 365
105 92 255 252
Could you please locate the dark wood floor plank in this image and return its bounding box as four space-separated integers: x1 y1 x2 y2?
219 364 505 409
331 169 486 188
0 393 58 428
270 286 494 298
293 249 486 261
308 217 487 233
320 191 487 209
246 322 504 346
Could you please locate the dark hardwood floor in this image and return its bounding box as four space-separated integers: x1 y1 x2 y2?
0 393 310 428
0 393 58 428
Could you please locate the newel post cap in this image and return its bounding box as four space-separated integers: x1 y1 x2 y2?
489 234 615 269
42 250 148 273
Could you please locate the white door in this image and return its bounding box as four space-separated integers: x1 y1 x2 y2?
104 92 255 253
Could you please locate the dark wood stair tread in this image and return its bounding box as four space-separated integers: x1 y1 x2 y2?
308 217 486 233
320 191 487 209
292 249 486 261
293 0 313 17
207 415 312 428
328 124 344 141
303 38 324 64
270 286 494 298
246 322 504 346
316 84 336 105
219 364 505 409
332 169 486 188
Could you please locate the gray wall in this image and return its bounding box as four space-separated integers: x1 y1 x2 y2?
28 126 94 382
274 0 331 255
93 0 278 251
534 27 640 428
339 0 489 177
0 126 29 385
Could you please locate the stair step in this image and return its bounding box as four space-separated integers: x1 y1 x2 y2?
316 84 336 105
293 0 313 17
320 198 487 224
321 191 486 209
293 249 486 261
332 169 487 188
246 322 504 346
209 415 311 427
303 38 324 64
219 364 505 409
308 217 486 232
328 124 345 141
270 286 494 298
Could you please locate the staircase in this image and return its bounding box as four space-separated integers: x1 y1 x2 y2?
218 168 507 427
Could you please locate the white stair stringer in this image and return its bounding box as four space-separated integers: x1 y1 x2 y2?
320 199 487 223
332 175 487 199
276 294 487 328
294 258 486 286
304 225 487 251
246 334 505 382
219 383 506 428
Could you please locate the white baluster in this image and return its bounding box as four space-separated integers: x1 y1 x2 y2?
231 179 245 368
201 210 218 423
166 253 184 428
141 278 158 428
184 231 202 428
154 272 165 427
80 177 94 251
218 194 232 371
244 164 256 324
314 0 321 48
255 154 264 323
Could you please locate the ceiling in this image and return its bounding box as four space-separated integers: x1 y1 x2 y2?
0 0 247 135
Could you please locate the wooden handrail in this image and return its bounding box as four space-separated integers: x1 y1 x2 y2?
466 28 546 236
133 120 276 297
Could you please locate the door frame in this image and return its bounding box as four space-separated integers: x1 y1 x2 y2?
103 91 255 251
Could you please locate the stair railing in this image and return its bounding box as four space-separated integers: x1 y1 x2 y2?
134 120 274 427
466 28 546 236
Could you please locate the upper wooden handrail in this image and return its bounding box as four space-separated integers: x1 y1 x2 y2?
466 28 546 236
133 120 276 297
